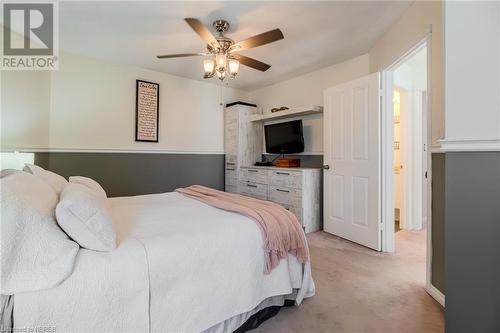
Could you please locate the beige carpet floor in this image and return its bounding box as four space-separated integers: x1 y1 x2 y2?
252 229 444 333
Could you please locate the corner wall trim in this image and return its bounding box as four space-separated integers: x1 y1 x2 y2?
438 138 500 152
427 284 445 307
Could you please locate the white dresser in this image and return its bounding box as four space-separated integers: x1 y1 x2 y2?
239 165 321 234
224 102 322 233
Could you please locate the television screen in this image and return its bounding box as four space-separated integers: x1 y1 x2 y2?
264 120 304 154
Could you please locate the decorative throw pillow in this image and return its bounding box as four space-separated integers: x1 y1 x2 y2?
1 172 79 294
69 176 107 198
23 164 67 195
56 183 116 252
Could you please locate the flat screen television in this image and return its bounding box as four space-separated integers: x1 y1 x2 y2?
264 120 304 154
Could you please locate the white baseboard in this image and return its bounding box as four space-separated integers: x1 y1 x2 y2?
427 284 445 307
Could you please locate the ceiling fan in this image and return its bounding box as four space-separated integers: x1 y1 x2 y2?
157 18 284 81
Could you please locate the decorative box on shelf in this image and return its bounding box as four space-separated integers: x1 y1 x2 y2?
275 158 301 168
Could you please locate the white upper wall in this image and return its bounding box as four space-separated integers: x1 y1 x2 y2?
1 71 51 150
0 29 51 150
443 1 500 148
394 47 427 91
369 0 444 147
49 53 248 153
2 52 249 153
249 54 370 154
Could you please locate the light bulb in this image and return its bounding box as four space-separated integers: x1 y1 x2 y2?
228 59 239 78
215 53 226 71
203 59 215 77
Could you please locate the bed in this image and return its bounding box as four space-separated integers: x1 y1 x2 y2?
2 170 315 333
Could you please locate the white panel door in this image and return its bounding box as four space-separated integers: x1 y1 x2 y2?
323 73 381 250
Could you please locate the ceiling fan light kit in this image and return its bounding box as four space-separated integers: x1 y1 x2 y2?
157 18 284 82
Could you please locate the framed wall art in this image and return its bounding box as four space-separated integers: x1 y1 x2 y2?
135 80 159 142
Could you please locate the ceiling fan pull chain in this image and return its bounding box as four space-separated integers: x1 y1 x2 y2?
219 81 223 106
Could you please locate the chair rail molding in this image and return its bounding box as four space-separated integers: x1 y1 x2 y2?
438 138 500 152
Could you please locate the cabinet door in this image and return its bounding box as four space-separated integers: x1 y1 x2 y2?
224 110 238 156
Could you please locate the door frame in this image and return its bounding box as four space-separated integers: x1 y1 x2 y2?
380 35 433 291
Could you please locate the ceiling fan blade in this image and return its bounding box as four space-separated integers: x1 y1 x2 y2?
233 54 271 72
230 29 284 52
157 53 207 59
184 18 220 48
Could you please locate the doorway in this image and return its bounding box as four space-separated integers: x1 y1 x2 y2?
381 38 432 292
392 46 428 233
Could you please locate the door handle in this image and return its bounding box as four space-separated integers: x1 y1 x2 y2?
323 165 330 170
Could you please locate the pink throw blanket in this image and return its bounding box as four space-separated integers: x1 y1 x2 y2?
175 185 308 273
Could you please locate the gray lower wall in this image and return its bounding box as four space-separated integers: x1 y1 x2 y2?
35 152 224 197
431 153 445 294
445 152 500 332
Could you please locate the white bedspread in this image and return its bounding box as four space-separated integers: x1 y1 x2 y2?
14 192 315 333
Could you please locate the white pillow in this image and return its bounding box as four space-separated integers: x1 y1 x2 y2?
0 169 21 178
56 183 116 252
69 176 107 198
1 172 79 294
23 164 67 195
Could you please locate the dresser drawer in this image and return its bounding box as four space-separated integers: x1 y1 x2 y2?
225 167 238 185
268 185 302 207
268 170 302 188
241 168 267 184
239 181 267 200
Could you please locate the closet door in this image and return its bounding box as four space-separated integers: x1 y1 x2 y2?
323 73 381 251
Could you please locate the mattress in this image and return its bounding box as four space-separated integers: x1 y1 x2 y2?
13 192 315 332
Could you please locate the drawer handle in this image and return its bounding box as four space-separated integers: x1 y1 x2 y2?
247 184 258 188
226 168 235 171
276 189 290 193
276 172 290 175
226 162 235 165
248 169 259 173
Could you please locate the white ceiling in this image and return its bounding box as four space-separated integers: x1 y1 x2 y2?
59 1 413 91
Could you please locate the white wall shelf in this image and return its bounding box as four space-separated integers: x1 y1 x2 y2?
249 105 323 122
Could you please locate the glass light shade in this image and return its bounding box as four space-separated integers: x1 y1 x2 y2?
203 59 215 76
215 53 226 70
228 59 239 77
